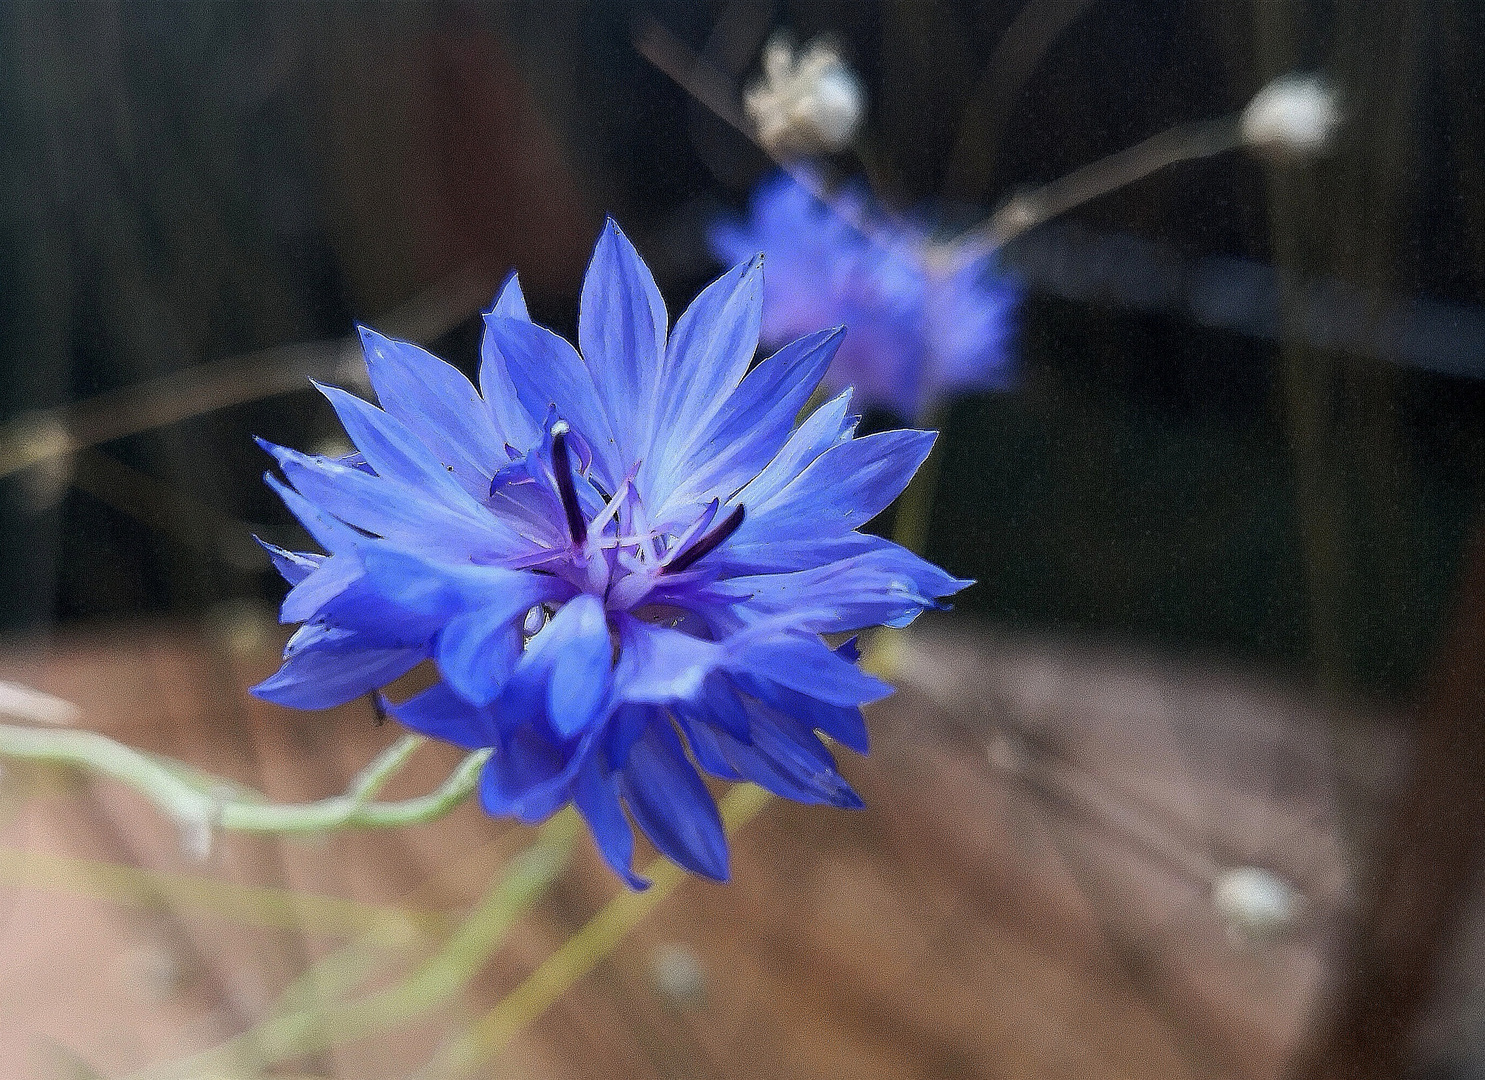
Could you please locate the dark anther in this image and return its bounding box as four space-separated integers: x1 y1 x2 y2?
369 692 388 726
551 426 587 545
664 504 745 574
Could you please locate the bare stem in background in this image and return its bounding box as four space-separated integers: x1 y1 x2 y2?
0 264 494 484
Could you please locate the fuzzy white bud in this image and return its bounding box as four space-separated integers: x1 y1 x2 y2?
1212 866 1304 942
1240 73 1341 159
744 33 865 157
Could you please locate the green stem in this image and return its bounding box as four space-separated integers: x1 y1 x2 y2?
134 812 579 1080
0 723 487 838
428 783 773 1078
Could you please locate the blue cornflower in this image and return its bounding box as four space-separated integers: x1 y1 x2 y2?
710 170 1019 419
253 221 969 886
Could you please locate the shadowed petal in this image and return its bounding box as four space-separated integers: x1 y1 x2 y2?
618 722 729 881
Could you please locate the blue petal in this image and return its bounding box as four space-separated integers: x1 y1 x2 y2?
262 472 364 555
316 380 484 505
435 605 526 706
653 327 842 514
483 315 624 488
572 755 649 889
617 722 729 881
732 672 870 754
358 546 568 623
479 273 543 451
252 644 423 710
385 681 496 751
280 552 364 624
731 634 892 707
524 594 612 739
256 538 321 585
729 390 854 513
613 617 726 705
646 256 763 485
734 428 936 545
356 328 507 490
713 539 972 634
577 219 668 470
684 704 862 808
260 440 523 559
479 725 581 824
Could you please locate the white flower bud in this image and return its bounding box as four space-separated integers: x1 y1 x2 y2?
1212 866 1304 942
744 33 865 157
1240 74 1341 159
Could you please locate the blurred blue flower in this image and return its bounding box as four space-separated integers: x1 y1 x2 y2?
710 170 1019 419
253 221 968 886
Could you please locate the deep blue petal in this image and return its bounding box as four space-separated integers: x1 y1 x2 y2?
435 606 525 707
618 722 729 881
731 634 892 707
572 755 649 889
613 617 725 706
532 595 614 739
280 553 364 624
385 681 496 751
479 725 581 824
732 672 870 754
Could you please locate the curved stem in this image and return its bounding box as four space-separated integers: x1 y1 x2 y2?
0 723 487 838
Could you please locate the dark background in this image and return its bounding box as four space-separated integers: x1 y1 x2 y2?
1 0 1481 701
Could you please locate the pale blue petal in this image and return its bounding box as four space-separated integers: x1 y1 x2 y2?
358 546 567 623
734 428 936 545
483 315 623 488
260 440 521 559
252 645 422 710
316 381 477 505
479 273 543 451
653 328 842 514
577 219 667 469
257 538 321 585
357 328 507 488
647 256 763 483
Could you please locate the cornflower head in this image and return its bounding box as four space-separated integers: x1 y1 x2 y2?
253 221 969 886
710 170 1019 420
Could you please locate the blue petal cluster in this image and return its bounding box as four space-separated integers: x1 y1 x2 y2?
710 171 1020 419
254 221 969 886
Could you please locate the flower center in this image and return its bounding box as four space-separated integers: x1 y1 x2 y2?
549 425 744 610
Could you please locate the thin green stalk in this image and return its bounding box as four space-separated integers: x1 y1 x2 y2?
427 783 773 1079
134 811 580 1080
0 723 487 838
